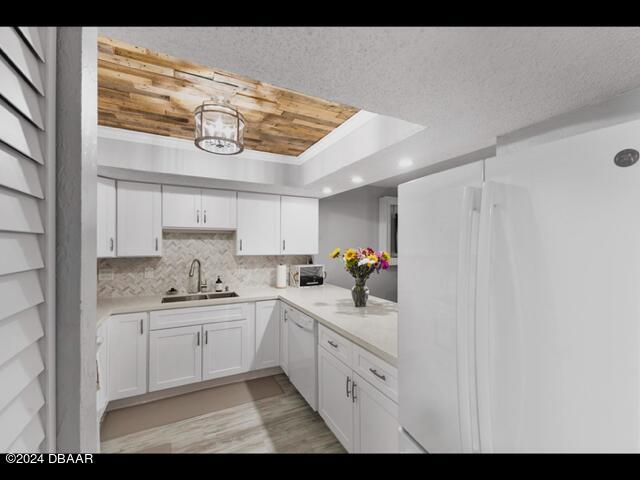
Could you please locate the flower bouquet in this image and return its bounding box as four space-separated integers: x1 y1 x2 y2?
330 247 391 307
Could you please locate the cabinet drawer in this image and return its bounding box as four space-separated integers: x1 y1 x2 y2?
352 344 398 402
318 323 354 367
149 303 249 330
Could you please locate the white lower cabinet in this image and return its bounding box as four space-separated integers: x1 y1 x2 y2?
203 319 252 380
254 300 280 369
280 303 291 375
318 346 355 451
317 325 399 453
353 372 399 453
108 313 148 401
149 325 203 392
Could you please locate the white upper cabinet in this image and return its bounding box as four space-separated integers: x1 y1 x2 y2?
254 300 280 370
280 196 319 255
162 186 236 230
237 192 281 255
116 181 162 257
162 185 201 229
201 189 236 230
97 177 116 258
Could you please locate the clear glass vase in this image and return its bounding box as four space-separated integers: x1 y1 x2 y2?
351 280 369 307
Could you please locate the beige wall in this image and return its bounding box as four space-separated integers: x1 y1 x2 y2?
314 186 398 302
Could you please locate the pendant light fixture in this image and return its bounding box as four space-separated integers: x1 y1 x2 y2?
188 70 246 155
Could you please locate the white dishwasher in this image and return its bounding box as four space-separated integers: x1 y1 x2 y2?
287 308 317 411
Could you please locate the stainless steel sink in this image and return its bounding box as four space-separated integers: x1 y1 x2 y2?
161 292 239 303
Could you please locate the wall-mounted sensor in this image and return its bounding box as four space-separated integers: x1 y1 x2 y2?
614 149 639 167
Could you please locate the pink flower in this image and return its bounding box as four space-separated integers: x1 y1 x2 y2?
380 260 390 270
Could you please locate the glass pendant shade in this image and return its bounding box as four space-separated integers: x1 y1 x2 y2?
194 99 246 155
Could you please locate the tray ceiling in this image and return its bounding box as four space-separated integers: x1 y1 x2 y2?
97 36 359 157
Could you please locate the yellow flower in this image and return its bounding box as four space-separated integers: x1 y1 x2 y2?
382 251 391 261
367 253 379 263
344 248 357 261
329 247 341 259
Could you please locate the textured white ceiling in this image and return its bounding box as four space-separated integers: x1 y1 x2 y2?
99 27 640 191
100 27 640 133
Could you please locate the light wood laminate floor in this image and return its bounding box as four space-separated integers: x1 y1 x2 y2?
101 374 346 453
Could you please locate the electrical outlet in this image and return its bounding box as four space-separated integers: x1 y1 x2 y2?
144 267 154 279
98 268 113 281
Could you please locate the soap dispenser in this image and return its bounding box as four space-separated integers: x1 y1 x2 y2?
215 276 223 292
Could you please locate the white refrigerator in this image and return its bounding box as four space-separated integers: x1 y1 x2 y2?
398 118 640 453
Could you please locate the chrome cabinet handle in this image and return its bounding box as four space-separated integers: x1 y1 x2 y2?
369 368 386 381
294 321 304 329
346 376 351 398
351 381 357 403
282 239 286 251
205 330 208 344
204 210 207 224
139 319 143 335
196 209 200 224
197 331 200 346
327 340 338 349
284 310 288 322
110 238 114 251
155 238 159 251
239 239 243 251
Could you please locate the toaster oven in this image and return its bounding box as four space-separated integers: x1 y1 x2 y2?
290 264 326 287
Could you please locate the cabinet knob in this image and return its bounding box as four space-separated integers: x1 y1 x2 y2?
346 376 351 398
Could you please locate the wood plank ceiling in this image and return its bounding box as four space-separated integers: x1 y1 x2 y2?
98 36 360 157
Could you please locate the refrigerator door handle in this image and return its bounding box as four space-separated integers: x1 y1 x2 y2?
456 186 482 453
474 181 500 453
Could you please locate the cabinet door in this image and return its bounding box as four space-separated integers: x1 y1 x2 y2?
203 319 251 380
254 300 280 369
162 185 201 229
280 196 318 255
201 189 236 230
148 325 202 392
96 322 109 416
109 313 148 400
280 304 290 375
318 346 354 451
117 181 162 257
353 373 399 453
97 177 116 258
237 192 280 255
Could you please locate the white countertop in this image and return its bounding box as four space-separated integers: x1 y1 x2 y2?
97 284 398 365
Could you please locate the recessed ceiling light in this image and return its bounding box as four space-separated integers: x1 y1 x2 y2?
399 158 414 168
351 176 363 184
322 187 333 194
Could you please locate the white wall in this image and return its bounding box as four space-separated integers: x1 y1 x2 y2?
314 186 398 302
56 26 98 452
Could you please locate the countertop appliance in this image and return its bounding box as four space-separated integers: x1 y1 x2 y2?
290 264 325 287
287 308 317 410
399 118 640 453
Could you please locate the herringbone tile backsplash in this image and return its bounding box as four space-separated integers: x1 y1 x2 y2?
97 232 309 298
